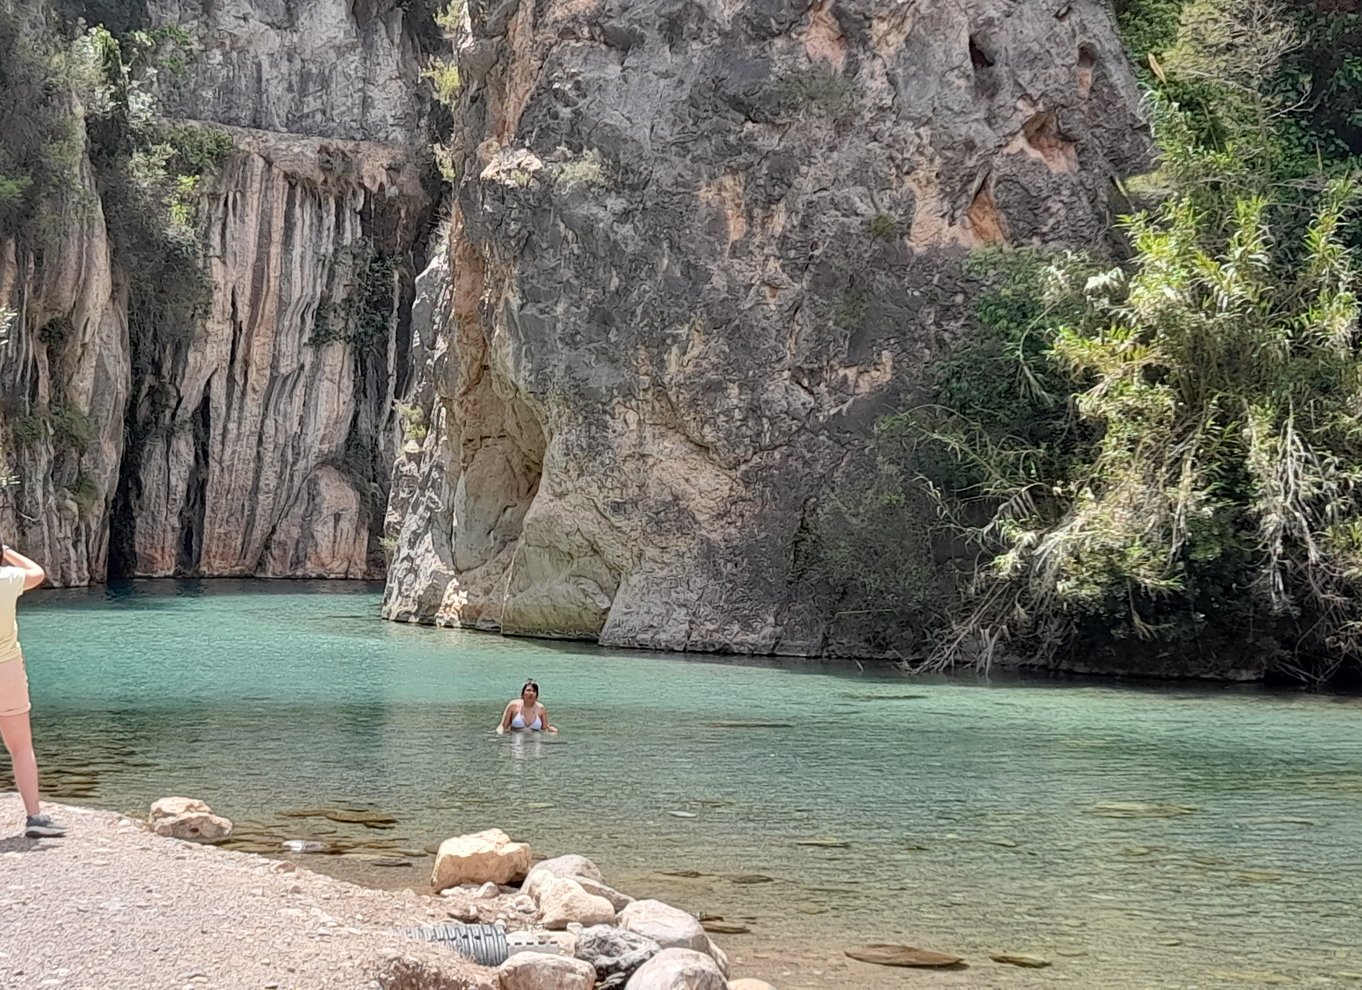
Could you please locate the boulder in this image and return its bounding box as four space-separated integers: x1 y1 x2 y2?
539 877 617 930
523 854 603 900
575 877 634 912
431 829 533 892
624 949 726 990
147 797 232 842
498 953 597 990
574 925 660 985
375 953 496 990
618 901 708 954
705 939 729 979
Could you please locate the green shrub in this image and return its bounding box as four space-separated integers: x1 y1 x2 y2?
422 58 460 107
555 149 606 191
68 472 101 515
50 405 98 454
398 403 429 443
866 214 898 240
772 69 857 118
311 241 399 348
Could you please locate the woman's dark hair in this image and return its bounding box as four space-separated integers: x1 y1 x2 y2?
521 679 539 697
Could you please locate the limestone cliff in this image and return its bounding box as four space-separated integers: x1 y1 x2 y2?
0 0 439 582
383 0 1149 653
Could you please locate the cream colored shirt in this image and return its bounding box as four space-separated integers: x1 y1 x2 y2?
0 566 26 663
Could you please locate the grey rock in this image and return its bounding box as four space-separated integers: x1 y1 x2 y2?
573 924 661 984
381 0 1148 656
1 1 437 584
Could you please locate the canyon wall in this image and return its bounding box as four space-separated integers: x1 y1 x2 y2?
383 0 1149 654
0 0 439 582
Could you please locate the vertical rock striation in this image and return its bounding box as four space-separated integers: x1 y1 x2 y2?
118 128 430 579
383 0 1149 653
0 0 440 582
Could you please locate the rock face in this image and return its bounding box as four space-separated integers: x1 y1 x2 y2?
115 126 430 580
0 0 438 584
382 0 1147 654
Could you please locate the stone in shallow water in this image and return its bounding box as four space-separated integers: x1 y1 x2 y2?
281 839 327 854
702 721 794 729
991 953 1051 968
668 811 697 819
700 920 750 935
845 945 964 968
1090 801 1198 818
794 838 850 848
838 693 929 701
722 874 773 885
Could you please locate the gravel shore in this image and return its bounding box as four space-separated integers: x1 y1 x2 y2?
0 795 494 990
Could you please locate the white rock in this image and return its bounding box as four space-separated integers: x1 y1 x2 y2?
706 938 729 979
625 948 726 989
728 981 778 990
497 952 596 990
431 828 532 892
618 901 709 953
522 855 604 900
148 797 213 824
575 876 634 912
539 877 616 930
148 797 232 842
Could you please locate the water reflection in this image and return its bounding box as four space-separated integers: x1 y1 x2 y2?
505 731 544 761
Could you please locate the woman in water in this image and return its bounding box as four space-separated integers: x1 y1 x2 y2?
0 543 66 838
496 679 557 734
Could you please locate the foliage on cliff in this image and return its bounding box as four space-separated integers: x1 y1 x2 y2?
0 10 232 344
854 0 1362 683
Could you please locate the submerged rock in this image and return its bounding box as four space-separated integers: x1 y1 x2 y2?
844 944 964 968
991 953 1051 968
1090 802 1198 818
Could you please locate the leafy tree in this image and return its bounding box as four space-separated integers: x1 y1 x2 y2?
900 0 1362 683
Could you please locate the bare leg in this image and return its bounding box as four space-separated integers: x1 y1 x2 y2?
0 711 40 817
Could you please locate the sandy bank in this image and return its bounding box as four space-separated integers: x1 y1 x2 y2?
0 795 493 990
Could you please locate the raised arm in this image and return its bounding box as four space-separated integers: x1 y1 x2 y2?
1 545 45 591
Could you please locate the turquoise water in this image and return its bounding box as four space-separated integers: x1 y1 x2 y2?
6 581 1362 987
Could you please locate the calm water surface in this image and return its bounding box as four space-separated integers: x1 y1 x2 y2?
5 581 1362 988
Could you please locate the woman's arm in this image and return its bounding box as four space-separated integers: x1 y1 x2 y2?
1 545 45 591
540 705 558 734
496 701 518 734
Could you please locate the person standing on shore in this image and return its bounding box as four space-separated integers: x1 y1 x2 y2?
0 542 65 838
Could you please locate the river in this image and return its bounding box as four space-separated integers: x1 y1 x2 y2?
5 580 1361 988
